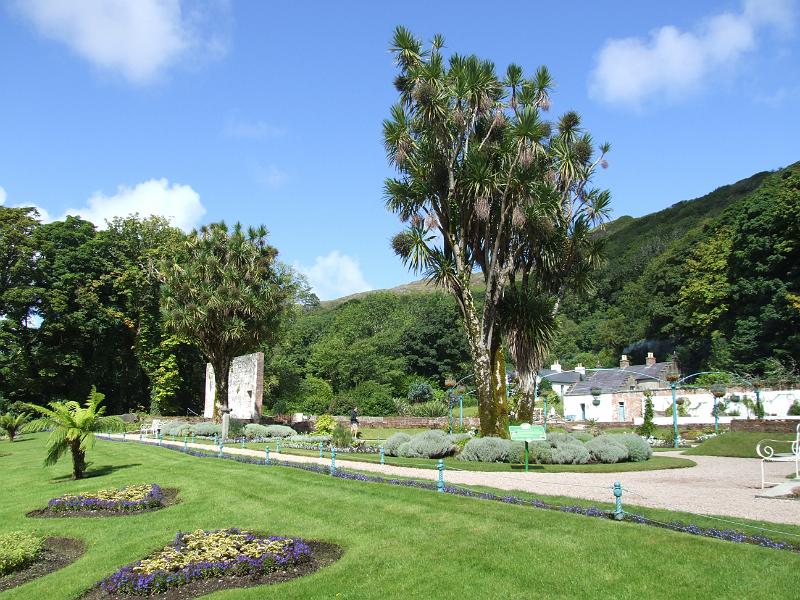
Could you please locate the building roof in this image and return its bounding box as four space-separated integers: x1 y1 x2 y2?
538 369 582 385
566 362 671 396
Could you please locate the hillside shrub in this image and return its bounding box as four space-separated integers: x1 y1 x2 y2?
0 531 43 576
610 433 652 462
585 436 628 464
350 381 395 416
789 400 800 416
189 422 221 437
407 381 435 403
314 414 337 435
397 430 454 459
459 437 510 462
550 440 590 464
228 418 246 438
297 375 334 415
384 433 412 456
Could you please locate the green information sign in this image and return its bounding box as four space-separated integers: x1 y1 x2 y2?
509 424 546 442
508 424 546 472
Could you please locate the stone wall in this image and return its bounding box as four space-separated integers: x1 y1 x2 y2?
730 419 800 433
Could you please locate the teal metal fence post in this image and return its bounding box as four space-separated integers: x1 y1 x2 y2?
459 395 463 429
670 382 679 448
191 433 196 445
437 460 445 492
265 447 270 465
613 481 624 520
183 436 188 452
241 437 246 449
139 431 143 442
380 446 385 465
277 439 282 454
122 432 126 442
158 433 162 446
218 442 224 458
213 433 218 447
319 442 323 459
330 448 336 475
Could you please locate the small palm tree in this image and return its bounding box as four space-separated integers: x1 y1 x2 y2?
0 412 30 441
23 387 124 479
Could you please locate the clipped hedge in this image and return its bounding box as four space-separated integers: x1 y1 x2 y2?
384 433 412 457
188 422 221 437
609 433 652 462
459 437 510 463
585 436 628 464
396 430 455 459
550 440 590 464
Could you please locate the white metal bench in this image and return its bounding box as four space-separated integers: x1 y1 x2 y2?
756 423 799 489
140 419 163 437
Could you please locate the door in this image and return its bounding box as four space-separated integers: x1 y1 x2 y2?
618 402 625 421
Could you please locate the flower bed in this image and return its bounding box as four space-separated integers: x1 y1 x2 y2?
47 484 165 513
100 529 312 595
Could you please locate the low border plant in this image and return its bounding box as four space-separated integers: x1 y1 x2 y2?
0 531 44 577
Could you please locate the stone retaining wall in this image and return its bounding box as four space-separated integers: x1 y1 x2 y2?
730 419 800 433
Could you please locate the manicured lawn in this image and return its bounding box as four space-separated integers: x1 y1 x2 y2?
3 434 796 599
683 432 797 458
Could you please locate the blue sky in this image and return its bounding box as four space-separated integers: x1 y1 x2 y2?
1 0 798 299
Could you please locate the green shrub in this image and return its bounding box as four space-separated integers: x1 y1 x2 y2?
228 418 246 438
407 381 435 403
585 436 629 463
545 432 574 447
384 432 412 456
788 400 800 416
350 381 395 416
298 375 334 415
397 430 454 458
609 434 652 462
458 437 510 462
637 392 656 437
0 531 43 576
527 441 553 464
332 423 353 448
570 431 593 442
408 400 448 417
161 421 191 436
505 441 527 464
0 412 30 441
288 434 330 444
551 440 590 464
189 422 221 437
314 414 337 435
263 424 296 438
243 424 270 439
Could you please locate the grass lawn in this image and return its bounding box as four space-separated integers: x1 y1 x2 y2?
683 432 797 458
187 437 696 473
1 435 798 599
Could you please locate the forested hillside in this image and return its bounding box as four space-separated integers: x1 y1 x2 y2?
1 164 797 417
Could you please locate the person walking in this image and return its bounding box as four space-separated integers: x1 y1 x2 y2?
350 406 359 438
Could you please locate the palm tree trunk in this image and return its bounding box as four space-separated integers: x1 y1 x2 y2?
490 345 509 437
70 440 86 479
515 371 536 423
211 357 232 423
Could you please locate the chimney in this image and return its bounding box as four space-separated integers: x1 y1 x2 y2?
619 354 630 369
575 363 586 376
550 360 562 373
646 352 656 367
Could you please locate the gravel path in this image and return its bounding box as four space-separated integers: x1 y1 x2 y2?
110 435 800 526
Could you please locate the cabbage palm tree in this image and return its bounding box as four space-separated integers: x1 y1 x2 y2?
0 412 30 441
384 27 610 436
23 387 124 479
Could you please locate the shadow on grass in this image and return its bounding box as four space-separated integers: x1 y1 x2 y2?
50 463 142 482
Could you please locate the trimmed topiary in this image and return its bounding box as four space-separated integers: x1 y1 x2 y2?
585 436 628 464
263 424 296 438
188 422 221 437
609 433 652 462
458 437 510 462
243 424 270 439
570 431 593 443
397 430 455 459
550 440 590 464
527 441 553 464
384 433 412 456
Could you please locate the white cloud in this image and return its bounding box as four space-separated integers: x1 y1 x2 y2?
0 186 52 220
14 0 227 84
0 186 6 205
589 0 795 107
224 116 286 140
62 178 205 230
298 251 372 301
254 164 288 188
